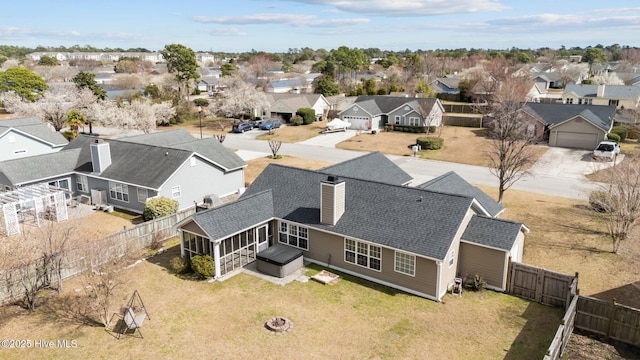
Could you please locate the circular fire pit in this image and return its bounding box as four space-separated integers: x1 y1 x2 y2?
264 317 293 333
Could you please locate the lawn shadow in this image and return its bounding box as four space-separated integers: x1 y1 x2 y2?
590 281 640 309
38 292 103 327
147 244 181 273
503 301 564 360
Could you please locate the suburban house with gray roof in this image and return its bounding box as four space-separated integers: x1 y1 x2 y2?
178 153 527 301
562 84 640 110
521 103 616 149
0 116 68 162
263 93 330 122
338 96 444 132
0 129 246 213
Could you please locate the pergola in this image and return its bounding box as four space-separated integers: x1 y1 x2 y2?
0 184 68 236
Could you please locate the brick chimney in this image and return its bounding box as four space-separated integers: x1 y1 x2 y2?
320 175 345 226
90 139 112 173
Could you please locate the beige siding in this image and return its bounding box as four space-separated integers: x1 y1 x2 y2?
181 221 208 237
438 209 474 296
549 116 606 148
320 182 344 225
458 242 508 290
305 229 438 298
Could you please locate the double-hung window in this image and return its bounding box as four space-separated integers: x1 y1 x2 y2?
137 188 148 203
76 175 88 193
345 238 381 271
278 222 309 250
109 181 129 202
395 251 416 276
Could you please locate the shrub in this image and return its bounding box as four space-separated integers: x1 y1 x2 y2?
416 136 444 150
143 197 179 221
290 115 303 126
589 190 613 213
169 256 189 274
467 274 486 291
606 133 621 143
296 107 316 125
371 130 377 134
193 98 209 107
610 126 628 141
190 255 215 279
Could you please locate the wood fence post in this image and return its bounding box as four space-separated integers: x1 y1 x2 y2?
535 268 544 303
606 298 616 340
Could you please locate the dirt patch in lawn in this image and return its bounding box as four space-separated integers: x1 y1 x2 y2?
564 330 640 360
254 120 329 143
336 126 548 169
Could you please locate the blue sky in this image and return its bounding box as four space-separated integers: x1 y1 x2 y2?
1 0 639 52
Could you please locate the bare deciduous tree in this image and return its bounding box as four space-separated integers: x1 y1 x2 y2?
214 134 226 143
486 75 536 203
268 140 282 158
39 221 79 293
590 161 640 254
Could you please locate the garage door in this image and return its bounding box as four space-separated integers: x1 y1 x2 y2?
342 116 370 130
555 131 598 149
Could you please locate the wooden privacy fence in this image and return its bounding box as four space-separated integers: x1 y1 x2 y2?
574 296 640 346
507 262 579 309
0 206 196 305
543 295 578 360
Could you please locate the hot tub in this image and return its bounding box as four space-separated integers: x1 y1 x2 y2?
256 244 304 278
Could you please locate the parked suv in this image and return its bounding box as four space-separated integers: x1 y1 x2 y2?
260 120 281 130
232 122 253 133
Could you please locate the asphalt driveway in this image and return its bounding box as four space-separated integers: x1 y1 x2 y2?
529 147 624 180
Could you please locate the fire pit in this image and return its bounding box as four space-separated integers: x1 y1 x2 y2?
264 317 293 333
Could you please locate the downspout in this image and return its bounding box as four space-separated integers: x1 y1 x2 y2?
213 242 221 280
436 260 442 301
179 230 185 257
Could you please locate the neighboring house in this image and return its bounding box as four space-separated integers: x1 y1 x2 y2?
196 53 215 65
562 84 640 109
430 77 461 95
0 116 68 161
339 96 444 131
0 129 246 213
178 152 527 301
263 93 330 122
267 78 310 93
521 103 616 149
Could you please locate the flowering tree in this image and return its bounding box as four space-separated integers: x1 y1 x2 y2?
85 98 175 133
3 84 97 131
216 77 269 119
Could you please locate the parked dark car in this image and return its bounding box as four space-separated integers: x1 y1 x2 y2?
232 122 253 133
260 120 281 130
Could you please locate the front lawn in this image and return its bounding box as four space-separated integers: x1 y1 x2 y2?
336 126 548 169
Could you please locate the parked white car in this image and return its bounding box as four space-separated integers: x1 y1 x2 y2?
593 141 620 161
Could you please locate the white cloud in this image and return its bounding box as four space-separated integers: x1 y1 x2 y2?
192 13 368 28
280 0 508 16
200 27 248 37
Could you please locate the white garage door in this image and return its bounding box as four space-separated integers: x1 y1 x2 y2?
555 131 599 149
342 116 370 130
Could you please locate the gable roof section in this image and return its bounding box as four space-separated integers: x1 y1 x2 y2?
522 103 615 132
320 152 412 186
242 164 474 260
192 190 275 240
0 116 67 147
417 171 503 217
0 148 81 185
342 96 440 117
461 215 526 251
120 129 196 146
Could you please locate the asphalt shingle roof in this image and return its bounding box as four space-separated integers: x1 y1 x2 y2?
522 103 615 132
462 215 525 251
193 190 275 240
320 152 412 186
240 164 474 260
417 171 503 217
0 116 68 146
346 96 439 116
0 148 81 185
564 84 640 100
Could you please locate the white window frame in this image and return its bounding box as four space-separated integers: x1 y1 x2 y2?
109 181 129 202
171 185 181 198
278 221 309 250
409 117 421 127
344 238 381 271
76 175 88 193
449 250 455 268
137 188 148 203
394 251 416 276
394 115 401 125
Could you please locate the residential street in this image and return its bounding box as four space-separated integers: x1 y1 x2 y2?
222 131 606 201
